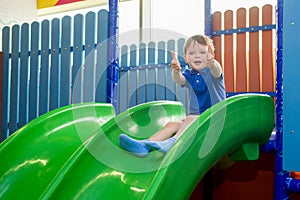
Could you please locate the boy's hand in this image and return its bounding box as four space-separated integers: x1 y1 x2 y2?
170 51 181 72
206 46 215 67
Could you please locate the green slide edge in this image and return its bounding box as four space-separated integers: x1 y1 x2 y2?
0 94 274 199
0 102 116 199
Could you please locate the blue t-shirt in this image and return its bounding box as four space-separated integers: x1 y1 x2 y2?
182 67 226 115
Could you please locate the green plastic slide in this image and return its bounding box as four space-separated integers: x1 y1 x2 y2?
0 94 274 199
0 102 116 199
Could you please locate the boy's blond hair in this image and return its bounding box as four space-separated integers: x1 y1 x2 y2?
184 35 215 55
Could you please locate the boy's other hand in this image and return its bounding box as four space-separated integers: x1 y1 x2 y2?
170 51 181 72
206 46 215 67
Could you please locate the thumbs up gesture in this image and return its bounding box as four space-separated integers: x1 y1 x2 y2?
170 51 181 72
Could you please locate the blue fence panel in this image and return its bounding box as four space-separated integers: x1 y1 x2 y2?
119 67 129 113
60 16 72 107
83 11 96 102
2 10 192 139
9 25 20 135
1 26 10 140
147 42 156 102
137 43 146 104
157 64 166 100
128 44 137 108
72 14 84 103
49 18 60 111
119 45 129 113
117 38 189 113
29 22 39 121
39 20 50 115
166 40 177 101
1 9 110 140
95 9 109 103
19 23 30 127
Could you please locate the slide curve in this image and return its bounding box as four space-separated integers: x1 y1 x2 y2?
0 102 116 199
0 94 274 199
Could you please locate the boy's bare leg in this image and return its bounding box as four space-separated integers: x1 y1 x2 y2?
119 115 198 156
149 121 181 141
173 115 198 139
149 115 198 141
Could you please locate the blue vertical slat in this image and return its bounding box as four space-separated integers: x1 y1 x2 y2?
177 38 186 64
177 38 187 109
39 20 50 115
83 11 96 102
158 40 167 99
119 68 128 113
139 43 146 65
19 23 29 128
1 26 10 140
158 41 166 64
9 25 20 134
137 43 146 104
95 9 109 103
147 42 156 101
157 64 166 100
60 16 71 107
166 39 176 101
137 67 146 104
172 38 187 108
128 44 137 107
29 22 39 121
49 18 60 111
147 65 156 102
119 46 128 112
72 14 84 103
120 45 128 67
148 41 155 64
129 44 137 66
167 39 175 63
129 68 137 107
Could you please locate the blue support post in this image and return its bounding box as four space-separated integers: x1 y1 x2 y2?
285 178 300 193
204 0 212 37
107 0 119 111
274 0 289 199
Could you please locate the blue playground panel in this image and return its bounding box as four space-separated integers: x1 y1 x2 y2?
283 0 300 172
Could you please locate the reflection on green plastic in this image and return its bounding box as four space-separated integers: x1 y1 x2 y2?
0 94 274 199
0 102 116 199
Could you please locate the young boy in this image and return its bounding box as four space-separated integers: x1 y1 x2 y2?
119 34 226 157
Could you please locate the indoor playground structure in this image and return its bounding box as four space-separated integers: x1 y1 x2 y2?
0 0 299 199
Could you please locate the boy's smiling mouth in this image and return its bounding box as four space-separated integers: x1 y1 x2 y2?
194 61 202 64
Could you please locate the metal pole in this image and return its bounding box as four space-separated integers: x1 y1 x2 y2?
274 0 289 199
204 0 212 37
107 0 119 111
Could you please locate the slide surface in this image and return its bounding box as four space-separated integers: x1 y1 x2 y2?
0 94 274 199
0 102 116 199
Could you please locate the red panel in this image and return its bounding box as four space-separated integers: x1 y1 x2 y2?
236 8 247 92
212 11 222 66
248 7 260 92
262 5 275 92
224 10 234 92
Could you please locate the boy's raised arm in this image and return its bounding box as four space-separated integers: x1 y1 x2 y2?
207 50 222 78
170 51 186 85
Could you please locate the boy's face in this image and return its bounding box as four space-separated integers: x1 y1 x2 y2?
184 41 209 71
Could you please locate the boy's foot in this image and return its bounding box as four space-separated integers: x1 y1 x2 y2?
146 137 176 154
119 134 150 157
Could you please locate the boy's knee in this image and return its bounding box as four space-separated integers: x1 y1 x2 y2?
165 121 181 129
184 115 198 121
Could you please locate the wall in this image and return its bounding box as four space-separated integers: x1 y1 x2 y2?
0 0 37 51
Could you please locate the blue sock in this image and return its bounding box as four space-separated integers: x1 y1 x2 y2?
119 134 150 157
146 137 176 154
